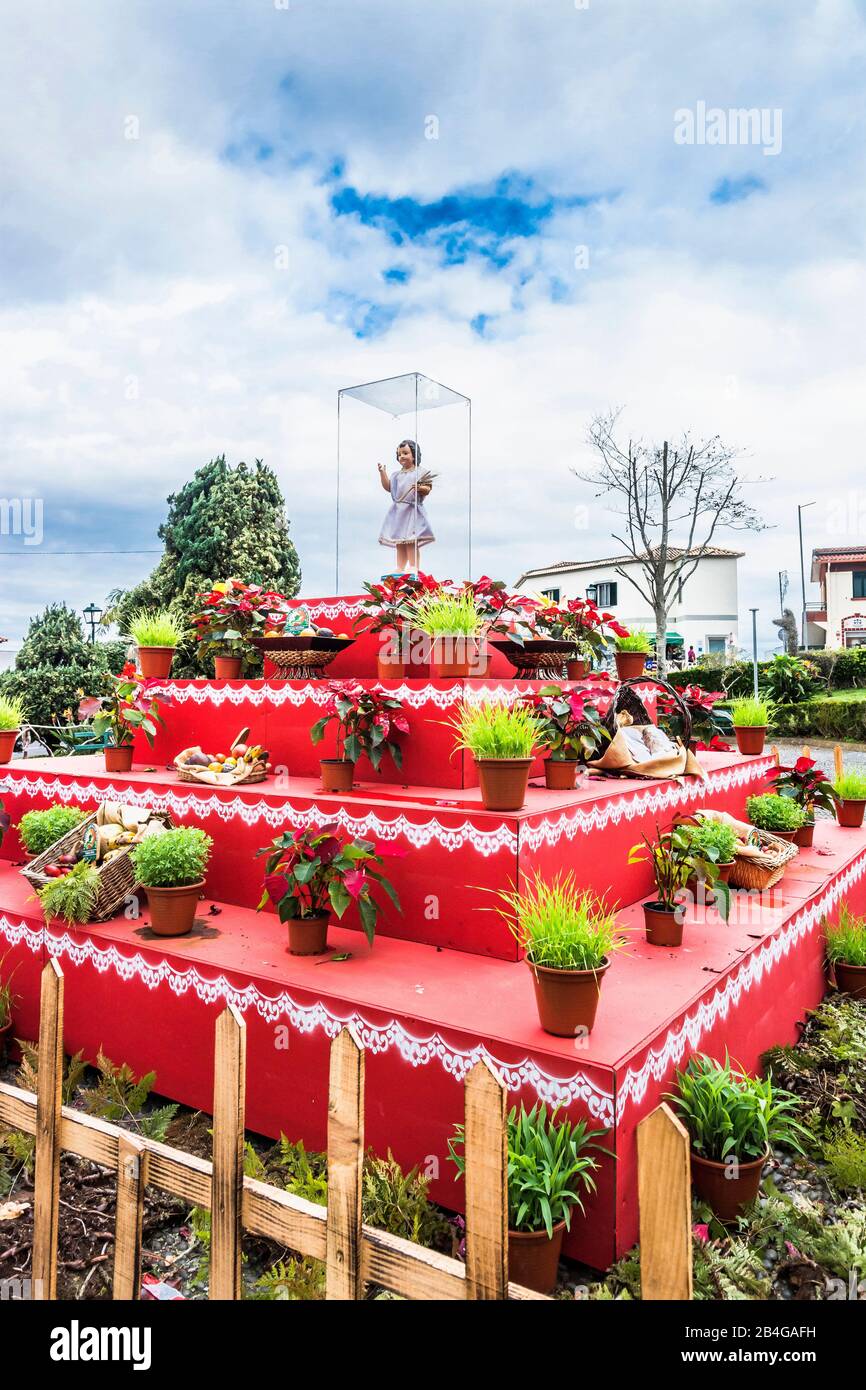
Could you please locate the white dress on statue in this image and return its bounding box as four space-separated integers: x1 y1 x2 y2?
378 466 435 549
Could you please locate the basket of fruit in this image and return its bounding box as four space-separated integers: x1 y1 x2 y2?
21 802 173 922
251 612 354 679
173 727 272 786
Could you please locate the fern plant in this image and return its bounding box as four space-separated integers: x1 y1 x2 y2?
37 862 100 924
81 1049 178 1140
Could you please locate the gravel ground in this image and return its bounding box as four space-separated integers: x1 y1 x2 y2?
774 741 866 774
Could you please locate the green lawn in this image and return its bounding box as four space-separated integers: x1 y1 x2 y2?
824 687 866 701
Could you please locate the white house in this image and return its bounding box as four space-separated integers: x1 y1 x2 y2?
807 546 866 649
514 546 743 659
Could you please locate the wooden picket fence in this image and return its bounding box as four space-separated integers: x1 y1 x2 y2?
0 960 695 1301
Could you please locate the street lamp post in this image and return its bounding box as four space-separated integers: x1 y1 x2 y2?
750 608 759 697
83 603 102 644
798 502 815 652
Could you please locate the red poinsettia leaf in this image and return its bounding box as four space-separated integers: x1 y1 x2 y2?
263 873 290 902
343 868 367 898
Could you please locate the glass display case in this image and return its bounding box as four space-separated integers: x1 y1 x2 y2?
336 372 471 593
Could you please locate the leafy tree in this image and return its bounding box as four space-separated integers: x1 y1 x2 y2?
104 457 301 676
0 603 128 734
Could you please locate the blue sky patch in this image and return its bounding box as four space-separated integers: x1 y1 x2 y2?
710 175 767 204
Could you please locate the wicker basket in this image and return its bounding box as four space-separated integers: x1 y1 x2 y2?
489 638 574 679
727 827 799 892
174 728 269 786
604 676 693 746
21 807 173 923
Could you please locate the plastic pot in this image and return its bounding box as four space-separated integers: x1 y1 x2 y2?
794 820 815 848
288 912 331 957
734 725 767 755
566 657 588 680
643 902 683 947
615 651 647 680
0 729 18 764
476 758 533 811
528 957 609 1037
508 1221 566 1295
834 960 866 999
214 654 243 680
321 759 354 792
766 827 799 842
430 636 481 679
690 1148 768 1223
544 759 579 790
837 798 866 829
138 646 175 679
104 745 134 773
376 654 409 680
145 880 204 937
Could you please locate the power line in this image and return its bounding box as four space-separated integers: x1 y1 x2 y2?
0 549 161 557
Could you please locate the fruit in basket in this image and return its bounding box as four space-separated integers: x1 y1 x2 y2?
44 863 68 878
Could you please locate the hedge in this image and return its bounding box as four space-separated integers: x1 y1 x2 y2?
769 698 866 741
668 647 866 696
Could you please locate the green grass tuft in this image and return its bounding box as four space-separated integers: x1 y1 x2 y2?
730 696 770 727
495 869 624 971
447 700 541 759
128 608 183 648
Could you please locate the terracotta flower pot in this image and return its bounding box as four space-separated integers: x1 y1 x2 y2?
321 759 354 792
0 729 18 764
138 646 175 679
476 758 533 811
528 957 610 1037
104 744 134 773
686 860 734 904
768 827 799 842
376 654 409 680
794 820 815 848
288 912 331 957
145 880 204 937
615 650 647 680
566 657 588 681
544 758 579 791
837 798 866 829
690 1148 768 1223
643 902 683 947
834 960 866 999
430 636 481 679
214 654 243 680
508 1221 566 1295
734 725 767 755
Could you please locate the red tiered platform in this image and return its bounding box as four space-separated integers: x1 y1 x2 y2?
2 623 865 1269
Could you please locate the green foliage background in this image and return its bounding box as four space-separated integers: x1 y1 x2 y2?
0 603 128 732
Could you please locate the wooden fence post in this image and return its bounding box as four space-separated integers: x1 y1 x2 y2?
210 1003 246 1300
113 1135 148 1300
637 1103 693 1300
463 1059 507 1300
834 744 844 782
32 959 64 1301
326 1026 365 1300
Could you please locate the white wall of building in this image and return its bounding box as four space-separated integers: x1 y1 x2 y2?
516 556 740 658
825 566 866 648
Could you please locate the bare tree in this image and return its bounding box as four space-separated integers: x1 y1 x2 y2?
575 410 766 677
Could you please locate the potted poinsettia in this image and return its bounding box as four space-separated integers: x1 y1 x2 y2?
89 664 168 773
357 571 436 678
657 685 734 751
310 680 410 792
518 684 610 789
191 579 289 678
257 823 402 955
770 756 839 846
535 597 628 679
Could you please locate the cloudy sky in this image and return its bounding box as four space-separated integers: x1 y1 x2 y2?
1 0 865 652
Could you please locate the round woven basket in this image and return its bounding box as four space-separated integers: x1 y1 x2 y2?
727 828 799 891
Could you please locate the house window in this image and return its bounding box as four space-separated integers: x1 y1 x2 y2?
593 582 617 607
541 587 560 603
853 571 866 599
707 636 726 654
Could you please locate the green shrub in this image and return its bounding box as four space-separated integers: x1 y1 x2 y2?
730 697 770 727
834 770 866 801
495 870 624 971
760 654 820 704
825 905 866 967
447 701 540 759
770 697 866 741
132 826 212 888
667 1053 809 1162
18 805 86 856
746 793 805 831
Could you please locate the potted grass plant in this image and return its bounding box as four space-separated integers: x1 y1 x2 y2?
667 1053 809 1222
496 870 624 1035
408 586 484 677
629 824 728 946
17 804 87 859
746 793 805 842
770 756 839 846
832 769 866 829
730 696 770 756
90 664 167 772
518 684 610 789
257 824 401 954
447 701 541 811
131 826 213 937
0 695 24 765
310 680 409 792
449 1102 606 1294
825 904 866 999
128 608 184 679
613 630 651 680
